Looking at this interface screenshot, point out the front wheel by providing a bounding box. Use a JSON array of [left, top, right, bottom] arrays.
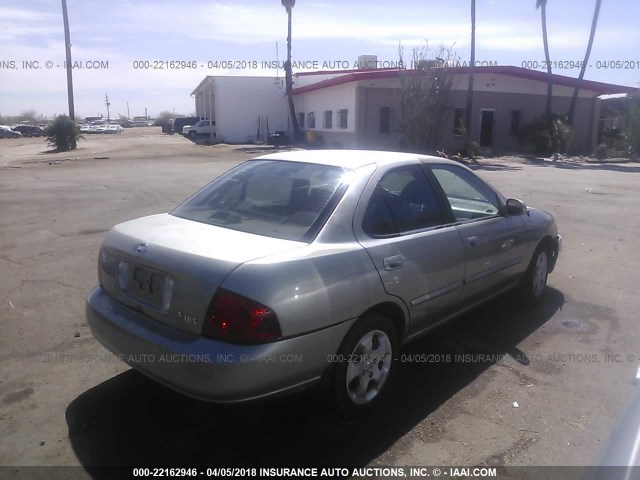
[[519, 247, 549, 305], [332, 313, 398, 417], [188, 130, 197, 139]]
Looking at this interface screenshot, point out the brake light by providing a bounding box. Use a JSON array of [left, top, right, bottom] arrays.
[[203, 289, 281, 344]]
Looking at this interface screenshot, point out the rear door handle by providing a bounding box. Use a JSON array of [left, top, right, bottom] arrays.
[[383, 255, 404, 271], [466, 236, 480, 247]]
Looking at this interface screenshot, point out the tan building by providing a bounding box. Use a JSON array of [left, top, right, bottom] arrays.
[[292, 65, 636, 153]]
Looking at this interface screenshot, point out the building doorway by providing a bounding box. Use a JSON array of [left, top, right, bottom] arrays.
[[480, 109, 495, 147]]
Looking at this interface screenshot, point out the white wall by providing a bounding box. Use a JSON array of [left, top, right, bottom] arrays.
[[294, 73, 350, 88], [294, 83, 357, 133], [295, 71, 600, 100], [213, 76, 288, 143], [450, 73, 598, 98]]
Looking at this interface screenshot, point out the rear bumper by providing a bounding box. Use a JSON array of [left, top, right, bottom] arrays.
[[86, 286, 354, 403]]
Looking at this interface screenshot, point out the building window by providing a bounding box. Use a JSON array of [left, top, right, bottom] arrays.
[[380, 107, 391, 134], [298, 112, 305, 129], [510, 110, 521, 135], [323, 110, 333, 129], [338, 109, 348, 129], [307, 112, 315, 128], [453, 108, 464, 135]]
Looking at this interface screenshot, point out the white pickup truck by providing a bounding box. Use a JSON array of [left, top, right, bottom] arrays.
[[182, 120, 215, 139]]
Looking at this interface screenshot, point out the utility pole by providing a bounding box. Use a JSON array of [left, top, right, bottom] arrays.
[[105, 93, 111, 123], [464, 0, 476, 146], [61, 0, 75, 120], [127, 101, 130, 119]]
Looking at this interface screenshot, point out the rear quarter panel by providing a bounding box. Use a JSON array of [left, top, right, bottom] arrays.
[[220, 244, 401, 338], [219, 162, 408, 339]]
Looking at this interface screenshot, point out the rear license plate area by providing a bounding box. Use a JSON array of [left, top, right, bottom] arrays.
[[126, 264, 165, 307]]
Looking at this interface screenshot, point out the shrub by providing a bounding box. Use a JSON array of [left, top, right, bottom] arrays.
[[601, 127, 630, 157], [518, 114, 572, 156], [45, 115, 81, 151], [594, 143, 609, 160]]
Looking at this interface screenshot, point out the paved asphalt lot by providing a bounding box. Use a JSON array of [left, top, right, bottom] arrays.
[[1, 129, 639, 475]]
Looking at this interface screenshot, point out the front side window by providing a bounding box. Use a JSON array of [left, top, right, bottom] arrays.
[[172, 160, 346, 241], [363, 165, 446, 236], [429, 164, 501, 221]]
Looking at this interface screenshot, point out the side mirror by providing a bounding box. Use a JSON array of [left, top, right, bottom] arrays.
[[506, 198, 526, 216]]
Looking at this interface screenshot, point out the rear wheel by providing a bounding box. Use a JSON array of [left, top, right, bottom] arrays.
[[520, 246, 549, 305], [332, 313, 398, 417]]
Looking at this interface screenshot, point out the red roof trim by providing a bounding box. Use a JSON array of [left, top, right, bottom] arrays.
[[292, 66, 637, 96], [294, 67, 398, 77]]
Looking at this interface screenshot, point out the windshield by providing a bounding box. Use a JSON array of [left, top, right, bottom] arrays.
[[171, 160, 347, 242]]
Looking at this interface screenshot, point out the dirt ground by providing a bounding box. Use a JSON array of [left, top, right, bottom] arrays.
[[1, 128, 639, 476]]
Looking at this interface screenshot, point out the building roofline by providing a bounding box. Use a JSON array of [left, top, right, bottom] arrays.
[[191, 75, 286, 96], [294, 67, 399, 77], [190, 76, 214, 96], [292, 65, 638, 96]]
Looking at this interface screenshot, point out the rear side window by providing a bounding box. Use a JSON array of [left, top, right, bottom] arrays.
[[172, 160, 346, 241], [363, 165, 446, 236]]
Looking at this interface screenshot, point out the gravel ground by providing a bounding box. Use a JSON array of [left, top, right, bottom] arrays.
[[1, 129, 639, 477]]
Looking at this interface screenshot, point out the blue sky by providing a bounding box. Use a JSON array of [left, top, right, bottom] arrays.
[[1, 0, 639, 118]]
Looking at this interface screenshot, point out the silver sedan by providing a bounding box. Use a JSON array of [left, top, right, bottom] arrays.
[[86, 150, 561, 416]]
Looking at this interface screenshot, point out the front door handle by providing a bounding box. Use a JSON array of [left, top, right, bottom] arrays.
[[383, 255, 404, 271], [501, 238, 515, 250]]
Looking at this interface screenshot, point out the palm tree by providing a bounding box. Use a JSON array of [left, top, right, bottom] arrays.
[[464, 0, 476, 152], [281, 0, 301, 141], [536, 0, 553, 117], [61, 0, 75, 120], [567, 0, 602, 125]]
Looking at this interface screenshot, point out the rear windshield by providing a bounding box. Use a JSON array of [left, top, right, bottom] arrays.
[[171, 160, 347, 241]]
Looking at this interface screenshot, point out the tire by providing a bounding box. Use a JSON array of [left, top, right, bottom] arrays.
[[332, 313, 398, 417], [188, 130, 197, 139], [519, 246, 549, 305]]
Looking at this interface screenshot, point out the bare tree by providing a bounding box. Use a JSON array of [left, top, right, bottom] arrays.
[[19, 110, 38, 123], [567, 0, 602, 125], [398, 43, 458, 153], [281, 0, 301, 141]]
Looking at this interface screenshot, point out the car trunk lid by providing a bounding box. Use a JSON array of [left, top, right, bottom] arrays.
[[99, 213, 304, 335]]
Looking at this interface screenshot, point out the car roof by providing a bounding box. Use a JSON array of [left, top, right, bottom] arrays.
[[254, 149, 461, 169]]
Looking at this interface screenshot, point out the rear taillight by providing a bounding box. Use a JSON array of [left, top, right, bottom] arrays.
[[203, 289, 281, 344]]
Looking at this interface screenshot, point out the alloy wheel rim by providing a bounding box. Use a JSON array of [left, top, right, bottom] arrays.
[[345, 329, 392, 405], [533, 252, 548, 297]]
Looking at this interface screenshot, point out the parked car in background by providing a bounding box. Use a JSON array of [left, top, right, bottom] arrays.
[[0, 126, 22, 138], [12, 125, 44, 137], [173, 117, 199, 135], [104, 124, 123, 134], [86, 150, 561, 416], [182, 119, 215, 139]]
